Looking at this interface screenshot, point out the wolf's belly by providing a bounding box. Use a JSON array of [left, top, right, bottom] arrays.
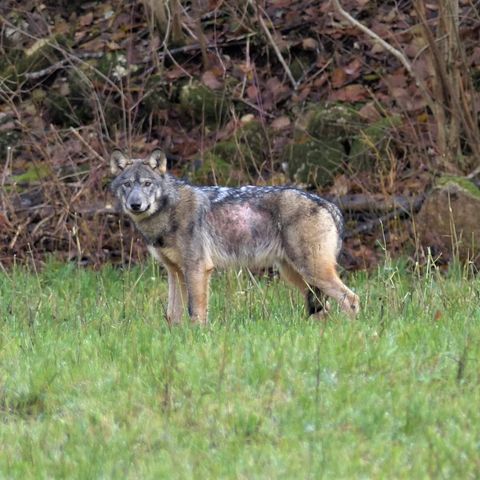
[[208, 239, 284, 268]]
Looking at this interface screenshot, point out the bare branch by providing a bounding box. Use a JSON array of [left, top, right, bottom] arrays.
[[256, 8, 298, 90], [331, 0, 413, 76], [24, 53, 103, 80]]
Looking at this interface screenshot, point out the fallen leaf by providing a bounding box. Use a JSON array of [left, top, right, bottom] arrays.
[[296, 85, 311, 102], [54, 18, 70, 36], [268, 0, 290, 7], [382, 73, 408, 89], [405, 95, 428, 112], [165, 67, 187, 81], [358, 102, 381, 122], [330, 174, 350, 196], [79, 12, 94, 27], [265, 77, 288, 97], [237, 62, 253, 76], [313, 72, 328, 88], [405, 43, 422, 58], [0, 211, 11, 228], [371, 42, 385, 55], [246, 85, 258, 100], [74, 31, 87, 42], [81, 37, 106, 51], [302, 38, 318, 50], [470, 46, 480, 66], [382, 9, 397, 23], [240, 114, 255, 124], [0, 121, 16, 132], [344, 58, 362, 78], [329, 84, 368, 102], [271, 116, 291, 130], [201, 70, 223, 90], [331, 67, 347, 88], [107, 41, 121, 51], [391, 87, 409, 101], [417, 112, 428, 123]]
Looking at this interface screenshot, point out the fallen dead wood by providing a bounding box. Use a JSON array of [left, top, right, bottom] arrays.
[[344, 195, 426, 238], [24, 52, 103, 80], [23, 36, 256, 81], [327, 194, 425, 214]]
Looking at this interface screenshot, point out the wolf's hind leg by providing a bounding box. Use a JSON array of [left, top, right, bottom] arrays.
[[282, 213, 359, 317], [303, 262, 359, 318], [278, 261, 330, 318], [306, 286, 331, 319]]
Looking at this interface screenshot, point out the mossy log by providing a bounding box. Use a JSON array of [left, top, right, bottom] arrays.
[[417, 176, 480, 265]]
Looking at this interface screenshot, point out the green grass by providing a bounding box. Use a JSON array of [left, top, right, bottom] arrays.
[[0, 260, 479, 479]]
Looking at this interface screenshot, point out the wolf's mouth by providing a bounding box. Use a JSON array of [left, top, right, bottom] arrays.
[[127, 204, 150, 214]]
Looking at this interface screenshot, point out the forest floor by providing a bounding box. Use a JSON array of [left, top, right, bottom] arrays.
[[1, 1, 479, 269]]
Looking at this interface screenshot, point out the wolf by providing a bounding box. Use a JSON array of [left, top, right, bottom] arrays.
[[110, 149, 360, 324]]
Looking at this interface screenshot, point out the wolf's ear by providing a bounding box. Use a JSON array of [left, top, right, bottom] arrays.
[[146, 149, 167, 174], [110, 150, 130, 175]]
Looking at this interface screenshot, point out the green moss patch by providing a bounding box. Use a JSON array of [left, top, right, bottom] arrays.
[[284, 104, 401, 187], [437, 176, 480, 200], [179, 80, 231, 126]]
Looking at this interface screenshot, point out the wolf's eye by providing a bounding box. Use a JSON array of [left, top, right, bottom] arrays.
[[124, 181, 132, 188], [144, 181, 152, 187]]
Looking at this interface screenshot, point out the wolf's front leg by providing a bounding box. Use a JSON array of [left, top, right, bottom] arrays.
[[184, 263, 213, 324], [166, 266, 187, 324]]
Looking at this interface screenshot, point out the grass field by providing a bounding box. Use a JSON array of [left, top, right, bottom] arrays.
[[0, 259, 479, 479]]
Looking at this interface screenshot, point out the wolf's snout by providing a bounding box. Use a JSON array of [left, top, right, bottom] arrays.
[[127, 190, 150, 214], [127, 199, 149, 213], [130, 202, 142, 212]]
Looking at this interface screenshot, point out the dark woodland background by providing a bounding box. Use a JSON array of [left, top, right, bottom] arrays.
[[0, 0, 479, 270]]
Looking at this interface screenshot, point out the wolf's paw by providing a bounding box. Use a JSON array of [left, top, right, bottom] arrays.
[[309, 300, 331, 320], [346, 294, 360, 318]]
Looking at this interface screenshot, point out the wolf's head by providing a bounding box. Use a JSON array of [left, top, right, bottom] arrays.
[[110, 149, 174, 220]]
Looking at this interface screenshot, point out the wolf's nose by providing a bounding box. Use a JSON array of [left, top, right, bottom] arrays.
[[130, 202, 142, 211]]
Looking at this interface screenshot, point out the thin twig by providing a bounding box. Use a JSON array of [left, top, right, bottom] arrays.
[[69, 127, 106, 163], [191, 0, 209, 69], [466, 165, 480, 179], [297, 58, 333, 86], [331, 0, 413, 76], [236, 98, 275, 118], [24, 52, 103, 80], [256, 9, 298, 90], [166, 36, 255, 56]]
